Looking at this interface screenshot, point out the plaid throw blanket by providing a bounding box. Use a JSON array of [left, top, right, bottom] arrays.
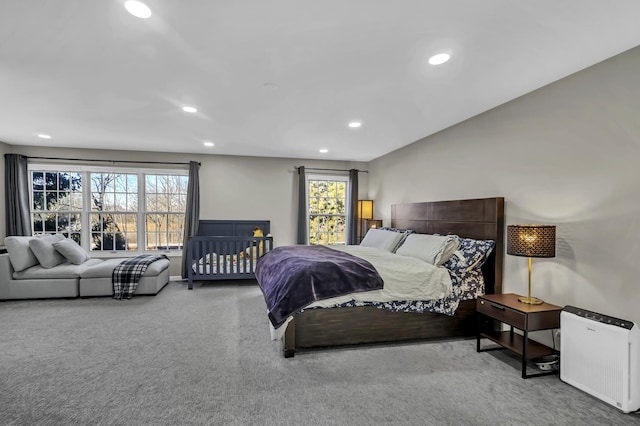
[[112, 254, 168, 300]]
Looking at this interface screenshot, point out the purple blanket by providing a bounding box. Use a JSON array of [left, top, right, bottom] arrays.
[[255, 245, 384, 327]]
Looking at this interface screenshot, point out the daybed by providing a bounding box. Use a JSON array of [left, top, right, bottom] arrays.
[[0, 235, 170, 300], [256, 197, 504, 358], [187, 220, 273, 289]]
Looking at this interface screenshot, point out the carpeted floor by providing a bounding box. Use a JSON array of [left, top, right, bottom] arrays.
[[1, 280, 637, 426]]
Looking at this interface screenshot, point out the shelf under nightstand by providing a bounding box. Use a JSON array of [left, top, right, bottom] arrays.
[[476, 293, 562, 379]]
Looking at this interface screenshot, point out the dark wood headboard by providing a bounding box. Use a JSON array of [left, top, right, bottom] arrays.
[[391, 197, 504, 295]]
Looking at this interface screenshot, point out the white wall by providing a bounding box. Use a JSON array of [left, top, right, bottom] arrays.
[[369, 45, 640, 327]]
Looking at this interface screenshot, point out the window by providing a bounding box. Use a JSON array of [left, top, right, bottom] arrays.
[[32, 171, 83, 243], [145, 174, 188, 250], [307, 175, 348, 245], [90, 172, 138, 251], [29, 166, 188, 253]]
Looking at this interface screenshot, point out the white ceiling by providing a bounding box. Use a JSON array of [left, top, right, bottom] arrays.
[[1, 1, 640, 162]]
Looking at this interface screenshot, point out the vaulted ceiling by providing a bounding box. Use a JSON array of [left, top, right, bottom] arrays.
[[2, 1, 640, 161]]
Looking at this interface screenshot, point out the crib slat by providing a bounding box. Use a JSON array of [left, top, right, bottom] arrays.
[[187, 233, 273, 284]]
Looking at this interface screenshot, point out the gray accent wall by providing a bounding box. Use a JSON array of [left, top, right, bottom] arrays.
[[1, 145, 368, 275], [4, 45, 637, 327], [369, 45, 640, 327]]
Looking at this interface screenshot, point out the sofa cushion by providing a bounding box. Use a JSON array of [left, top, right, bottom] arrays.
[[80, 257, 170, 278], [53, 238, 91, 265], [28, 234, 66, 268], [12, 259, 103, 280], [4, 236, 39, 272]]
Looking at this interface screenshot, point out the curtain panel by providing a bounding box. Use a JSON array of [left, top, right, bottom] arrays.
[[347, 169, 358, 245], [4, 154, 31, 236], [181, 161, 200, 279], [296, 166, 307, 244]]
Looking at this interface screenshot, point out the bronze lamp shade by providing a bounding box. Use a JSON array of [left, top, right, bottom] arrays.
[[507, 224, 556, 304]]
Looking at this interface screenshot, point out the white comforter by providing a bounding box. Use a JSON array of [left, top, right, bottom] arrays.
[[270, 245, 453, 339]]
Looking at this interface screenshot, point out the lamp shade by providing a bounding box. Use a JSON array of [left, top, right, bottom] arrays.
[[507, 225, 556, 258], [358, 200, 374, 220]]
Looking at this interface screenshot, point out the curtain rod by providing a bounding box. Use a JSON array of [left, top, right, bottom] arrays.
[[23, 155, 199, 166], [295, 166, 368, 173]]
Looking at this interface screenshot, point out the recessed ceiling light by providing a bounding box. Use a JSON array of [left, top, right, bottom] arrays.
[[37, 133, 52, 139], [125, 1, 152, 19], [182, 106, 197, 113], [203, 141, 214, 147], [319, 148, 329, 153], [348, 122, 361, 128], [428, 53, 450, 65]]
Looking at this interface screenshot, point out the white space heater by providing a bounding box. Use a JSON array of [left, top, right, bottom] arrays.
[[560, 306, 640, 413]]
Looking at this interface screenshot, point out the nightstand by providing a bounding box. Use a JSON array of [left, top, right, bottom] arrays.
[[476, 293, 562, 379]]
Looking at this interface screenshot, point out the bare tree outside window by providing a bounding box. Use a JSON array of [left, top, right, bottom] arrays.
[[145, 174, 187, 250], [31, 171, 82, 243], [90, 173, 137, 251], [29, 167, 188, 254]]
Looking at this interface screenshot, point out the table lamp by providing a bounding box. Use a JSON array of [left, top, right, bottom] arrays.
[[507, 224, 556, 304], [357, 200, 374, 240]]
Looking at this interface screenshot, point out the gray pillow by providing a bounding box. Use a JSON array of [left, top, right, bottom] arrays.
[[4, 236, 39, 272], [359, 229, 406, 252], [53, 238, 91, 265], [28, 234, 66, 269], [395, 234, 460, 266]]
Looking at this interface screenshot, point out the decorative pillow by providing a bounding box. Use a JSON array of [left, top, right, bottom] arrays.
[[359, 229, 406, 252], [395, 233, 460, 266], [28, 234, 66, 269], [53, 238, 91, 265], [444, 253, 486, 300], [379, 227, 415, 234], [4, 236, 39, 272], [453, 237, 496, 272]]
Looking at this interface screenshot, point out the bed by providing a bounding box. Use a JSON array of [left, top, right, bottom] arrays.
[[187, 220, 274, 289], [257, 197, 504, 357]]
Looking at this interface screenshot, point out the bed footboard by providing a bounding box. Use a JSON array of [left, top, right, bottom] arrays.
[[282, 301, 477, 357]]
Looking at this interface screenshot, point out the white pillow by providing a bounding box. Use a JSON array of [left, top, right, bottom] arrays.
[[53, 238, 91, 265], [359, 229, 405, 252], [4, 236, 39, 272], [28, 234, 66, 269], [395, 234, 460, 266]]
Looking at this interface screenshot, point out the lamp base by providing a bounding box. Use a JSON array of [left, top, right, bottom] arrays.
[[518, 296, 544, 305]]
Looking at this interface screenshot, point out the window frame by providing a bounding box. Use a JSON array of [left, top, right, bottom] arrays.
[[28, 163, 189, 255], [30, 169, 83, 242], [144, 173, 189, 252], [305, 173, 350, 245]]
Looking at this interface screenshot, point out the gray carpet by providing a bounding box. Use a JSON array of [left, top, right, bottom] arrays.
[[1, 280, 637, 426]]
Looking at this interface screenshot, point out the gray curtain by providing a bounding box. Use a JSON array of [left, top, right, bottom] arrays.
[[296, 166, 307, 244], [347, 169, 359, 245], [181, 161, 200, 279], [5, 154, 31, 236]]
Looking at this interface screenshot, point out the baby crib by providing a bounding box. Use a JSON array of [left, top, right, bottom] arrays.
[[187, 220, 273, 289]]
